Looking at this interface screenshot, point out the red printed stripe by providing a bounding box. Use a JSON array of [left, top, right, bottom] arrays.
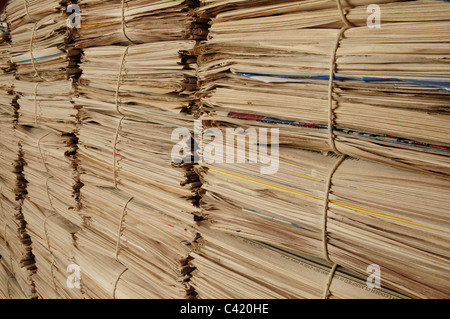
[[228, 112, 265, 121]]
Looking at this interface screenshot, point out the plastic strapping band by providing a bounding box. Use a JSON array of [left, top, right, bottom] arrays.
[[112, 268, 128, 299], [114, 196, 133, 261], [327, 27, 348, 156], [113, 116, 125, 188], [121, 0, 135, 44], [323, 263, 338, 299], [322, 154, 347, 264]]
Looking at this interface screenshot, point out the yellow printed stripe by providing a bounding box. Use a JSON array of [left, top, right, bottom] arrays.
[[206, 165, 322, 201], [330, 201, 430, 228], [293, 172, 321, 181], [358, 187, 383, 194], [84, 204, 106, 215], [81, 21, 115, 28], [202, 164, 436, 230]]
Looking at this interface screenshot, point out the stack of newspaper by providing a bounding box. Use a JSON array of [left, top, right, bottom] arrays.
[[7, 0, 80, 132], [195, 145, 450, 298], [0, 260, 29, 299], [0, 0, 448, 300], [197, 0, 450, 177], [73, 0, 201, 298], [74, 0, 205, 48], [190, 225, 408, 299], [193, 0, 450, 299], [76, 185, 198, 298], [0, 17, 36, 299], [4, 0, 82, 299]]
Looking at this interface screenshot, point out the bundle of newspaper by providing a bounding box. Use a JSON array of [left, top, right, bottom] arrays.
[[17, 126, 82, 226], [74, 242, 171, 299], [78, 112, 200, 221], [0, 30, 21, 208], [3, 0, 83, 299], [7, 0, 80, 133], [0, 135, 36, 299], [196, 0, 450, 178], [0, 260, 29, 299], [15, 127, 81, 299], [4, 0, 69, 31], [195, 143, 450, 298], [75, 186, 199, 298], [0, 18, 11, 71], [74, 0, 206, 48], [0, 22, 36, 299], [74, 4, 203, 297], [76, 40, 200, 223], [190, 225, 408, 299], [75, 42, 201, 297], [19, 198, 84, 298], [76, 40, 197, 124], [14, 126, 83, 298]]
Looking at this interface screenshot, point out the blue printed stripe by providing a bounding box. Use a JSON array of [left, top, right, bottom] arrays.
[[16, 52, 65, 63], [235, 72, 450, 91]]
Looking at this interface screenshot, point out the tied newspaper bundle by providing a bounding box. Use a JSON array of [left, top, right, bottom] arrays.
[[7, 0, 81, 132], [16, 126, 81, 226], [196, 0, 450, 177], [20, 198, 83, 298], [76, 41, 200, 228], [0, 23, 36, 299], [75, 185, 199, 298], [0, 259, 29, 299], [74, 241, 177, 299], [74, 0, 203, 298], [4, 0, 82, 298], [0, 19, 11, 73], [190, 225, 408, 299], [4, 0, 65, 31], [195, 144, 450, 298], [0, 21, 19, 209], [74, 0, 206, 48], [75, 44, 201, 299], [15, 126, 83, 298], [77, 41, 197, 126]]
